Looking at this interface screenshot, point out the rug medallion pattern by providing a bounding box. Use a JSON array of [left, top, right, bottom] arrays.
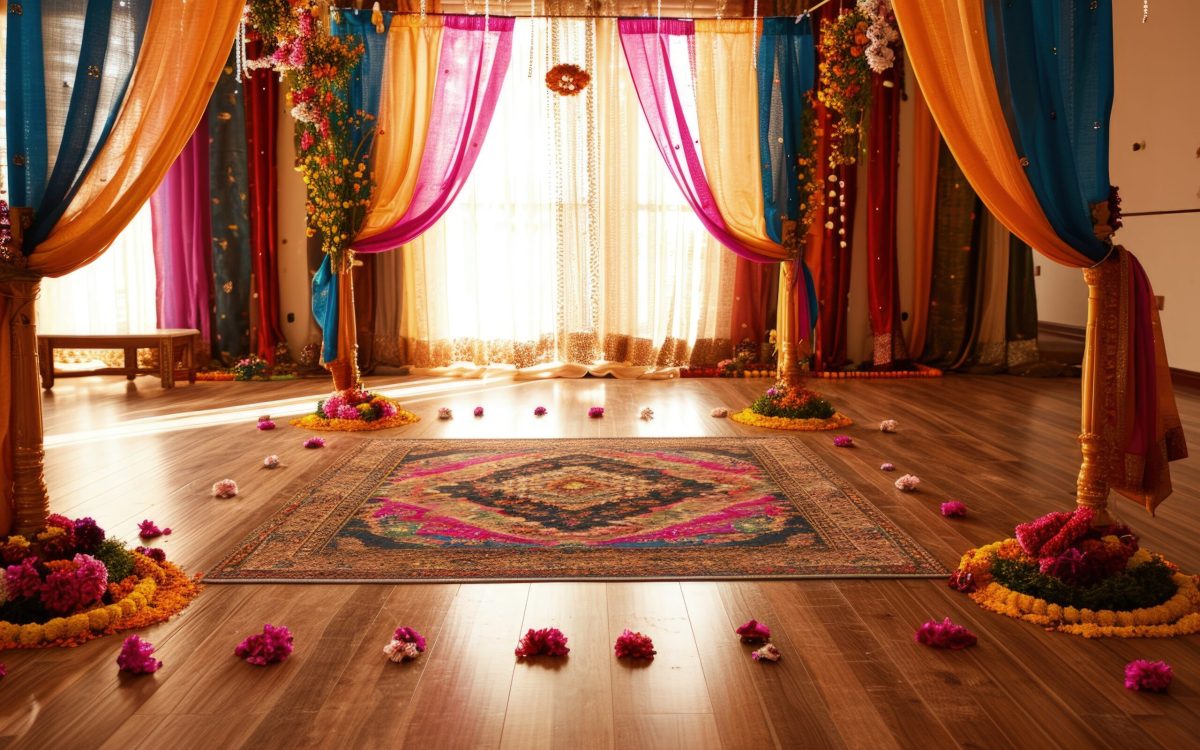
[[208, 438, 946, 581]]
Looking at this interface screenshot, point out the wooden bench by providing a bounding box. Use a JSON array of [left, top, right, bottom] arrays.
[[37, 329, 200, 390]]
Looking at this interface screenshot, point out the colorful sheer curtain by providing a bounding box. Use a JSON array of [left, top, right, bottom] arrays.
[[150, 121, 213, 342], [619, 17, 815, 361], [895, 0, 1185, 511], [1, 0, 244, 532]]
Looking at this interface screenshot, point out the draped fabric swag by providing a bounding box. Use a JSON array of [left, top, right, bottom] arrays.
[[1, 0, 245, 533], [894, 0, 1185, 512]]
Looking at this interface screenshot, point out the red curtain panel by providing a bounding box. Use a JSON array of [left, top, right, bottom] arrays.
[[244, 41, 284, 362]]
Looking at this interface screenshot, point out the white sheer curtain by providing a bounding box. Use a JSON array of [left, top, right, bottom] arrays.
[[38, 202, 156, 335], [374, 18, 735, 377]]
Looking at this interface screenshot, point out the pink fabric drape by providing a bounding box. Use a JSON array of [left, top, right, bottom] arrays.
[[618, 19, 776, 266], [352, 15, 514, 254], [150, 119, 212, 340]]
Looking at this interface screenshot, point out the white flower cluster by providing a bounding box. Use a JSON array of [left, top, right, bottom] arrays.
[[290, 101, 320, 125], [858, 0, 900, 74]]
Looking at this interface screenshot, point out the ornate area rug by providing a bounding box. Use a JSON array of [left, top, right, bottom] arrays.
[[207, 438, 946, 582]]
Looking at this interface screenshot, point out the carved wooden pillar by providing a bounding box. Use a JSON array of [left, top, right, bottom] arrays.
[[1076, 263, 1113, 526], [6, 274, 50, 534]]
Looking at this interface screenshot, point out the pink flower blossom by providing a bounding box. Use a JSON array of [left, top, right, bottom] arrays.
[[474, 406, 484, 417], [392, 626, 426, 652], [833, 435, 854, 448], [1014, 507, 1093, 558], [735, 619, 771, 643], [4, 557, 42, 599], [947, 570, 977, 593], [940, 501, 968, 518], [235, 624, 294, 666], [588, 407, 605, 418], [303, 437, 326, 449], [377, 401, 397, 418], [136, 546, 166, 564], [263, 455, 280, 469], [212, 478, 239, 498], [533, 406, 547, 416], [138, 520, 171, 539], [515, 627, 570, 659], [1124, 659, 1172, 692], [257, 419, 276, 431], [322, 395, 345, 419], [914, 618, 977, 650], [614, 629, 656, 660], [880, 462, 896, 472], [751, 643, 781, 662], [894, 474, 920, 492], [299, 130, 315, 152], [117, 635, 162, 675], [41, 553, 108, 615]]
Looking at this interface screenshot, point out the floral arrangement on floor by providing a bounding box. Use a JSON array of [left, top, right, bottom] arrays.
[[730, 380, 853, 431], [232, 355, 270, 381], [0, 515, 201, 649], [951, 508, 1200, 638], [291, 389, 419, 432]]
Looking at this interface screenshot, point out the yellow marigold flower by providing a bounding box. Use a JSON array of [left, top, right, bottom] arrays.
[[89, 607, 110, 630], [43, 617, 68, 641], [19, 623, 44, 646], [67, 613, 90, 637], [0, 621, 20, 643]]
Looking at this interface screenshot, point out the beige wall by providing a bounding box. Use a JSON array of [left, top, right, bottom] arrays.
[[1034, 0, 1200, 370], [275, 86, 323, 359]]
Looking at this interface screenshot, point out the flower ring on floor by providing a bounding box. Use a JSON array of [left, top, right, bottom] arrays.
[[291, 391, 420, 433], [117, 634, 162, 674], [894, 474, 920, 492], [730, 408, 854, 432], [614, 629, 656, 660], [212, 479, 239, 499], [751, 643, 782, 662], [1124, 660, 1172, 692]]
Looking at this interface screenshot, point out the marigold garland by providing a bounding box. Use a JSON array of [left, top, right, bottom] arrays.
[[817, 9, 873, 167], [0, 554, 201, 649], [954, 537, 1200, 638], [731, 409, 853, 432]]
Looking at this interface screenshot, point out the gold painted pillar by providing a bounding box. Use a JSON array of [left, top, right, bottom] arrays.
[[1076, 263, 1113, 526], [5, 274, 50, 534]]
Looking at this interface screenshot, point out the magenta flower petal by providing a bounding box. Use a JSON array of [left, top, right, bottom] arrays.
[[614, 629, 656, 660], [735, 619, 771, 643], [117, 635, 162, 674], [515, 627, 569, 658], [914, 618, 977, 650], [235, 624, 294, 666], [832, 435, 854, 448], [1124, 659, 1172, 692], [303, 436, 326, 449], [940, 501, 968, 518]]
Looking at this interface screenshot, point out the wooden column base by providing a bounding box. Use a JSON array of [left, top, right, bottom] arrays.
[[5, 275, 49, 535]]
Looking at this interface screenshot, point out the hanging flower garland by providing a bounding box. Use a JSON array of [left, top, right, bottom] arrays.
[[817, 9, 872, 167], [858, 0, 900, 74], [243, 0, 372, 267], [545, 63, 591, 96]]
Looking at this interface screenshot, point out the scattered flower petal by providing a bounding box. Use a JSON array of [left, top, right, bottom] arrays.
[[710, 407, 729, 418], [1124, 659, 1172, 692], [588, 406, 605, 418], [235, 624, 294, 666], [735, 619, 771, 643], [894, 474, 921, 492], [256, 419, 276, 431], [879, 419, 898, 433], [915, 618, 977, 650], [473, 406, 484, 417], [117, 635, 162, 674], [880, 462, 896, 472], [384, 639, 422, 662], [0, 663, 6, 678], [263, 455, 281, 469], [392, 626, 426, 652], [534, 406, 548, 416], [614, 629, 656, 660], [138, 520, 168, 539], [438, 407, 453, 420], [941, 501, 968, 518], [751, 643, 782, 662], [833, 435, 854, 448], [303, 436, 325, 449], [515, 627, 570, 659], [212, 479, 239, 499], [640, 407, 654, 421]]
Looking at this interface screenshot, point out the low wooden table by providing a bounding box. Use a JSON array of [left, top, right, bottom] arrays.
[[37, 329, 200, 390]]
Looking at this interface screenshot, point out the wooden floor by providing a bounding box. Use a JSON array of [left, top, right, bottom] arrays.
[[3, 372, 1199, 749]]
